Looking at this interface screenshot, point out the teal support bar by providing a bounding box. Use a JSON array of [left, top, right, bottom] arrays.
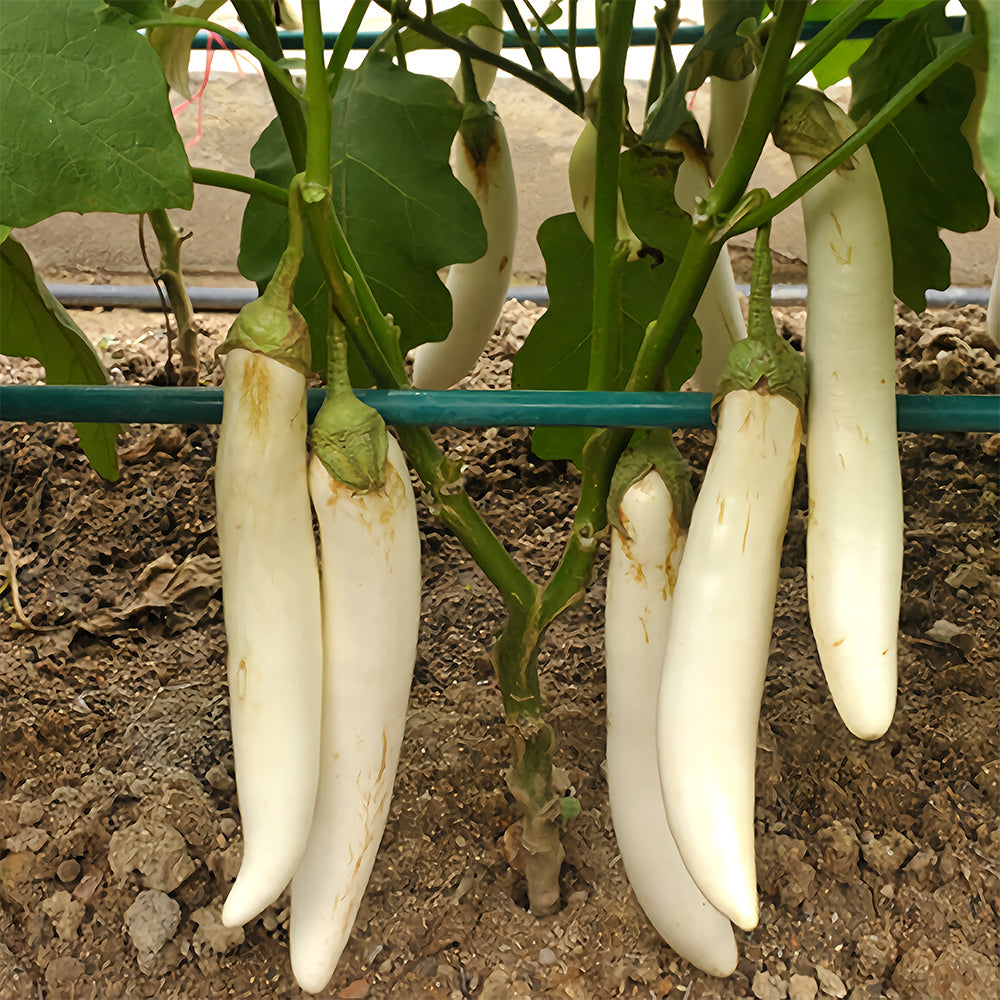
[[1, 386, 997, 433]]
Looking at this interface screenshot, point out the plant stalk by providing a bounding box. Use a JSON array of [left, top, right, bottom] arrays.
[[589, 1, 635, 391], [147, 209, 199, 385], [301, 0, 332, 196]]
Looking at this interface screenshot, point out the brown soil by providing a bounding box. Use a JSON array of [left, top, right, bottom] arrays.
[[1, 300, 998, 1000]]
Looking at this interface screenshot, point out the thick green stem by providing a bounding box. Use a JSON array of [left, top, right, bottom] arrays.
[[589, 1, 635, 391], [733, 32, 979, 237], [232, 0, 308, 171], [147, 209, 199, 385], [301, 0, 332, 198]]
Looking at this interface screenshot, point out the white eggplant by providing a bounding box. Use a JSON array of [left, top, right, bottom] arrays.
[[215, 347, 323, 928], [606, 469, 738, 977], [657, 389, 803, 932], [289, 435, 421, 995], [411, 114, 517, 389], [788, 98, 903, 741], [568, 119, 642, 259]]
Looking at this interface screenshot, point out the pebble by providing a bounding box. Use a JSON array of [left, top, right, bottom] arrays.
[[752, 970, 788, 999], [789, 974, 818, 1000], [18, 801, 45, 826], [56, 858, 81, 883], [44, 956, 85, 986], [124, 888, 181, 957], [816, 964, 848, 998]]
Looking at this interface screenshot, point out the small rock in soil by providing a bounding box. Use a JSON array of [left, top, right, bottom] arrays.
[[108, 819, 198, 891], [124, 888, 181, 974], [752, 969, 788, 999], [815, 964, 847, 998], [41, 888, 86, 940], [788, 974, 818, 1000]]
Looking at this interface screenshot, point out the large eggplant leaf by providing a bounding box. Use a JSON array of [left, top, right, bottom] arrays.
[[850, 1, 990, 311], [512, 147, 699, 466], [1, 237, 120, 482], [642, 1, 762, 145], [239, 53, 485, 379], [0, 0, 192, 230]]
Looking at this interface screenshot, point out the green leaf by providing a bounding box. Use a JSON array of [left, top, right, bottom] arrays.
[[511, 203, 699, 466], [145, 1, 227, 99], [0, 237, 120, 482], [642, 1, 762, 144], [850, 1, 990, 311], [0, 0, 193, 229], [239, 53, 485, 379], [979, 1, 1000, 203]]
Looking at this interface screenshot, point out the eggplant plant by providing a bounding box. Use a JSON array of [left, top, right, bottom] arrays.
[[1, 0, 996, 991]]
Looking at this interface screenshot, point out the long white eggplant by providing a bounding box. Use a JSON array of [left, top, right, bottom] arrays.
[[215, 347, 323, 928], [787, 97, 903, 741], [410, 0, 513, 390], [657, 389, 802, 932], [289, 435, 422, 995], [411, 114, 517, 389], [606, 467, 738, 977]]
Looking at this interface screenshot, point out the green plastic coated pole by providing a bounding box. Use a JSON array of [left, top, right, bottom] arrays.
[[1, 385, 996, 432]]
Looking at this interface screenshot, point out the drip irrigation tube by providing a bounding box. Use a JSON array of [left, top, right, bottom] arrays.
[[44, 283, 993, 311], [2, 385, 997, 434]]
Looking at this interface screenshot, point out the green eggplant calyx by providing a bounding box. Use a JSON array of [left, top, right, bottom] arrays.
[[607, 427, 695, 536], [310, 389, 389, 493], [711, 334, 807, 420], [216, 246, 312, 376]]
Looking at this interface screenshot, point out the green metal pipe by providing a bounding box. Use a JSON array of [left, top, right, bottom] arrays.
[[1, 386, 996, 433]]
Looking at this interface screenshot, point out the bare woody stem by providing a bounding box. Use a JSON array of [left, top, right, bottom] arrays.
[[147, 209, 199, 386]]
